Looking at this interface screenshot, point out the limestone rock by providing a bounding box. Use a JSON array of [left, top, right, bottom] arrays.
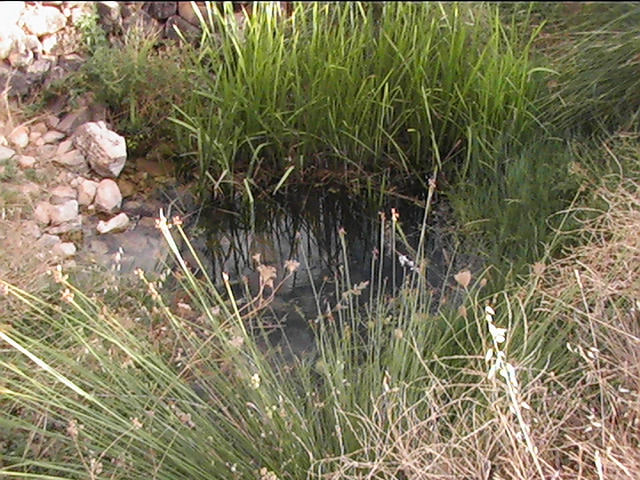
[[94, 179, 122, 213], [17, 155, 36, 169], [48, 199, 78, 225], [56, 139, 74, 156], [33, 201, 51, 226], [20, 220, 42, 238], [0, 25, 25, 61], [35, 233, 61, 250], [77, 178, 99, 206], [0, 146, 16, 161], [53, 149, 89, 174], [8, 126, 29, 149], [0, 2, 25, 29], [72, 121, 127, 178], [20, 5, 67, 36], [50, 185, 77, 205], [52, 241, 77, 258], [42, 130, 66, 144], [47, 216, 82, 234], [97, 212, 130, 234], [56, 107, 91, 135]]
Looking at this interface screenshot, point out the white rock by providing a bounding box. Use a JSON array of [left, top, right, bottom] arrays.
[[0, 2, 25, 29], [18, 155, 36, 169], [52, 242, 77, 258], [42, 130, 66, 144], [20, 5, 68, 36], [97, 212, 130, 234], [48, 199, 78, 225], [0, 25, 25, 61], [0, 146, 16, 161], [8, 126, 29, 149], [94, 178, 122, 213], [72, 122, 127, 178], [77, 178, 99, 206], [50, 185, 77, 205]]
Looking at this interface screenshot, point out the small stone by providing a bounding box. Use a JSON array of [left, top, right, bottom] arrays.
[[20, 181, 40, 198], [77, 178, 99, 206], [97, 212, 130, 234], [47, 216, 82, 235], [50, 185, 77, 205], [35, 233, 61, 250], [37, 144, 58, 160], [8, 49, 34, 69], [56, 107, 91, 135], [52, 242, 77, 258], [33, 201, 51, 226], [118, 178, 136, 198], [48, 199, 78, 225], [56, 138, 73, 156], [45, 114, 60, 130], [0, 146, 16, 161], [20, 220, 42, 238], [29, 131, 42, 143], [18, 155, 37, 169], [31, 122, 48, 136], [42, 130, 66, 144], [94, 179, 122, 213], [53, 149, 89, 174], [8, 126, 30, 149]]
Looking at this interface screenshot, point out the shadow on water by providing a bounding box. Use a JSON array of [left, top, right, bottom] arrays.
[[193, 185, 468, 365]]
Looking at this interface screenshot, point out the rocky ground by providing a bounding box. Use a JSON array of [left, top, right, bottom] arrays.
[[0, 98, 202, 291]]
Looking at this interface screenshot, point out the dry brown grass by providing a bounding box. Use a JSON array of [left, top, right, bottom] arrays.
[[313, 178, 640, 480]]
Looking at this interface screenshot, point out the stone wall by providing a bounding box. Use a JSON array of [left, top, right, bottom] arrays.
[[0, 1, 266, 98]]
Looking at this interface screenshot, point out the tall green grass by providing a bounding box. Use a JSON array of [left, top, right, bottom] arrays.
[[1, 195, 580, 479], [172, 2, 550, 194], [531, 2, 640, 134]]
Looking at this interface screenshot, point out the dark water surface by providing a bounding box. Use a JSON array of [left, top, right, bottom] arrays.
[[193, 186, 462, 363]]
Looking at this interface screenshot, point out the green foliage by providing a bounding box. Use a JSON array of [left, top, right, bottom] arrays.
[[174, 2, 549, 194], [534, 3, 640, 134]]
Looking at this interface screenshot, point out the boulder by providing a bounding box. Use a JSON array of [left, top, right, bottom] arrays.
[[72, 122, 127, 178], [94, 178, 122, 213], [97, 212, 130, 234], [77, 178, 99, 206], [20, 5, 67, 36], [144, 2, 178, 20], [48, 199, 78, 225]]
